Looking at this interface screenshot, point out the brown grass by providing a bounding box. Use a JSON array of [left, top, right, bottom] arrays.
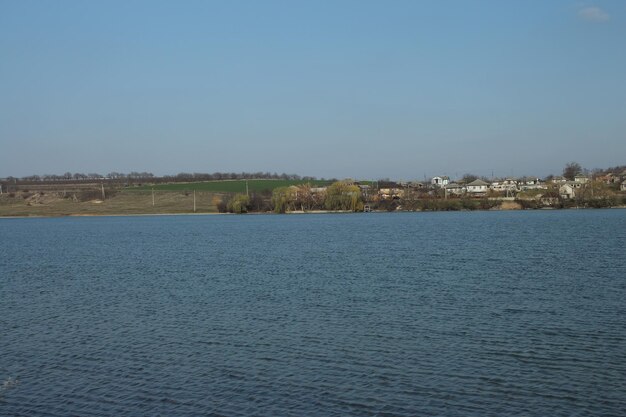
[[0, 190, 221, 217], [498, 201, 523, 210]]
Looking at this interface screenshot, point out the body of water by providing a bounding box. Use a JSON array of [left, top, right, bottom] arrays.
[[1, 210, 625, 416]]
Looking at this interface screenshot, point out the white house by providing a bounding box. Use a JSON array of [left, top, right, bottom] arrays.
[[574, 175, 589, 184], [560, 184, 576, 199], [621, 180, 626, 192], [491, 178, 518, 192], [444, 183, 465, 195], [519, 177, 546, 190], [431, 176, 450, 187], [560, 181, 585, 199], [466, 179, 490, 194]]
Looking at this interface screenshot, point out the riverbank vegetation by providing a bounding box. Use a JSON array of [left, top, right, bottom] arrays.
[[1, 185, 625, 217], [2, 163, 625, 216]]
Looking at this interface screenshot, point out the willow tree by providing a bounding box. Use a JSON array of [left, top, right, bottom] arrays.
[[271, 186, 297, 213], [324, 181, 364, 211]]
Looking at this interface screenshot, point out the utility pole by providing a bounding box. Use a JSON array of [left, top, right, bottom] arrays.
[[245, 179, 249, 197], [101, 184, 106, 200], [193, 190, 196, 213], [152, 188, 155, 207], [591, 173, 594, 198]]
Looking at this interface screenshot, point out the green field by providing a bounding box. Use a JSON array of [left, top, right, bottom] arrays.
[[131, 179, 334, 193]]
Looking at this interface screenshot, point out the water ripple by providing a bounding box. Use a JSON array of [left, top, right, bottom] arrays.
[[1, 210, 625, 416]]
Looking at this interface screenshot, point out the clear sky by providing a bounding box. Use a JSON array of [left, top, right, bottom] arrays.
[[1, 1, 624, 180]]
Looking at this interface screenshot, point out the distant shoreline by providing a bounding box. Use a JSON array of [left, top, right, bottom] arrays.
[[2, 206, 625, 219]]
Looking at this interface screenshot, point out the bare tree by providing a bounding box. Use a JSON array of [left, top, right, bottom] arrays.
[[563, 162, 582, 180]]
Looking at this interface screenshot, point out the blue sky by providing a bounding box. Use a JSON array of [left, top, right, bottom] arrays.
[[1, 0, 624, 179]]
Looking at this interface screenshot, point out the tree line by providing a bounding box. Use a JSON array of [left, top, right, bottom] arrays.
[[5, 161, 626, 187], [218, 181, 365, 214], [8, 171, 323, 184]]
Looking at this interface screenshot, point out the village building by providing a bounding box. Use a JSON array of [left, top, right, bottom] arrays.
[[519, 177, 546, 190], [431, 176, 450, 187], [574, 175, 589, 184], [491, 178, 518, 192], [466, 179, 490, 195], [503, 178, 518, 187], [621, 180, 626, 192], [559, 183, 576, 199], [444, 183, 465, 195], [407, 181, 425, 189], [378, 188, 404, 200], [599, 173, 620, 184], [559, 181, 586, 199]]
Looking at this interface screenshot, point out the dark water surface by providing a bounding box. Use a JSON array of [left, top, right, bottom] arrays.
[[1, 210, 625, 416]]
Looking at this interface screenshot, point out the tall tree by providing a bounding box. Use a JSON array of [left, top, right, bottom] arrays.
[[563, 162, 582, 180], [325, 181, 364, 211]]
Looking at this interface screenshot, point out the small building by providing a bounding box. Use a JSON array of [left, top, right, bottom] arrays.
[[466, 179, 490, 195], [444, 183, 465, 195], [560, 184, 576, 199], [574, 175, 589, 184], [519, 177, 546, 191], [491, 178, 518, 192], [599, 173, 619, 184], [621, 180, 626, 192], [431, 176, 450, 187], [379, 188, 404, 200], [560, 181, 586, 199]]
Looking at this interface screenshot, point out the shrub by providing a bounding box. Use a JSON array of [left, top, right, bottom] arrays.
[[377, 199, 400, 211], [226, 194, 250, 214], [216, 199, 228, 213], [460, 199, 478, 210], [517, 199, 541, 209], [478, 198, 498, 210], [587, 198, 613, 208]]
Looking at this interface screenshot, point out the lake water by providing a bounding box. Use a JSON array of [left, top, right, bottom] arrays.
[[1, 210, 625, 416]]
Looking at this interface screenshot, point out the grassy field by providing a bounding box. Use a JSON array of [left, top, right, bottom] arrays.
[[0, 190, 222, 217], [131, 179, 333, 193], [0, 180, 379, 217]]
